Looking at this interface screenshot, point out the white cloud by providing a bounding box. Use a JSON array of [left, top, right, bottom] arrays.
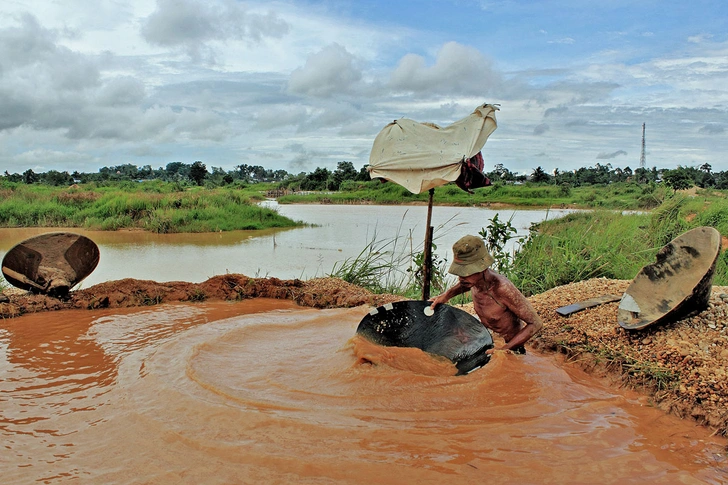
[[699, 124, 725, 134], [688, 33, 713, 44], [253, 105, 310, 131], [548, 37, 575, 45], [288, 43, 362, 97], [141, 0, 290, 51], [389, 41, 502, 96]]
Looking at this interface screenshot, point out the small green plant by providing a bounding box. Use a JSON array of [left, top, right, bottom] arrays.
[[478, 213, 519, 273], [187, 289, 208, 302], [407, 243, 449, 296], [135, 290, 164, 306]]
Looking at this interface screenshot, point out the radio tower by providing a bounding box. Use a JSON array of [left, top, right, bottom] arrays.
[[639, 123, 646, 169]]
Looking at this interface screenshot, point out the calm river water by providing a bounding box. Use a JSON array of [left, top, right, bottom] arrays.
[[0, 202, 575, 287]]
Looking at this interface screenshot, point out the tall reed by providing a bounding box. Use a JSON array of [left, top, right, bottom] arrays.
[[328, 212, 464, 297]]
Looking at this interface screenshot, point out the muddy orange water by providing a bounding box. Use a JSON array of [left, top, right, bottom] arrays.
[[2, 300, 726, 484]]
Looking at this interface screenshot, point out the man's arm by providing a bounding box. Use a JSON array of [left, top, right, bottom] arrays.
[[492, 280, 543, 351], [428, 281, 469, 309]]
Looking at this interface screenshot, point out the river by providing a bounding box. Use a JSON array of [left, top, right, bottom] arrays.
[[0, 202, 574, 287]]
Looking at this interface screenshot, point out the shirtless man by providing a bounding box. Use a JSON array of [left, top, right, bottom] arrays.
[[429, 235, 543, 354]]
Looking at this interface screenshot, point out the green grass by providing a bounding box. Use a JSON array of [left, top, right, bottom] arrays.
[[324, 190, 727, 298], [0, 181, 300, 233], [277, 179, 687, 210], [506, 196, 728, 295]]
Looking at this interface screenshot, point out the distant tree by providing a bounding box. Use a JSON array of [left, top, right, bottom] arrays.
[[4, 171, 22, 183], [42, 170, 73, 186], [662, 167, 694, 193], [699, 172, 715, 188], [272, 169, 289, 181], [139, 165, 154, 179], [553, 169, 576, 185], [208, 166, 227, 186], [611, 167, 626, 182], [488, 163, 514, 182], [531, 166, 551, 183], [250, 165, 268, 182], [166, 162, 189, 180], [110, 163, 139, 180], [356, 166, 371, 181], [329, 161, 358, 190], [301, 167, 330, 191], [23, 169, 38, 184], [235, 164, 253, 182], [714, 171, 728, 190], [189, 161, 208, 186], [634, 167, 656, 184]]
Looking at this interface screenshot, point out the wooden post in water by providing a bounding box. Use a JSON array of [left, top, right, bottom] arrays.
[[422, 188, 435, 301]]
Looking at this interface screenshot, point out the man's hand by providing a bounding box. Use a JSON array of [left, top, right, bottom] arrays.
[[428, 293, 449, 311]]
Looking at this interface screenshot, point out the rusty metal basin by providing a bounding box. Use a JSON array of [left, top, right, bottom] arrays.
[[2, 232, 100, 297], [618, 226, 722, 330]]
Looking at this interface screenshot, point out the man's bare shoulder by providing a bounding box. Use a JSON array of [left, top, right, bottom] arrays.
[[487, 271, 516, 289], [488, 272, 526, 300]]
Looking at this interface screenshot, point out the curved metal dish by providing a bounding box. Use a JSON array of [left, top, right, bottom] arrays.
[[618, 226, 721, 330], [356, 300, 494, 375], [2, 232, 100, 297]]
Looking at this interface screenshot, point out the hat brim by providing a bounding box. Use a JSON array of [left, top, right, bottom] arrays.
[[448, 253, 495, 277]]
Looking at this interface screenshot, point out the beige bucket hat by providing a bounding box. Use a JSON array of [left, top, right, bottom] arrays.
[[448, 235, 495, 277]]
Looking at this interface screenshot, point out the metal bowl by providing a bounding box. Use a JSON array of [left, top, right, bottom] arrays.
[[2, 232, 100, 297]]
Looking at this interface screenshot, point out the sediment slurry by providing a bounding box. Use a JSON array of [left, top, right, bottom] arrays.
[[2, 275, 727, 438]]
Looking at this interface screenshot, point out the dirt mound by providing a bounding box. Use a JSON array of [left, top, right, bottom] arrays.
[[0, 274, 401, 318]]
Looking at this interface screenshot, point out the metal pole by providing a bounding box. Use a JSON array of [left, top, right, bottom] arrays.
[[422, 188, 435, 300]]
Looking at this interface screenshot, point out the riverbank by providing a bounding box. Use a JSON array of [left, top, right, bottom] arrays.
[[2, 274, 727, 439], [0, 183, 301, 232], [275, 179, 677, 210]]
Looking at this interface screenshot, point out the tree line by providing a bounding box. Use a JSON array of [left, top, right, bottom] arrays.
[[3, 160, 727, 192], [493, 162, 727, 191]]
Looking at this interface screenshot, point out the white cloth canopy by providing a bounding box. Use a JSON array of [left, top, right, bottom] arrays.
[[367, 104, 499, 194]]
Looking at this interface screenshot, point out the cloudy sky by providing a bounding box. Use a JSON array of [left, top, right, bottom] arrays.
[[1, 0, 726, 177]]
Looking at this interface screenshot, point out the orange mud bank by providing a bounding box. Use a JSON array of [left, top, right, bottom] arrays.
[[0, 274, 401, 316], [2, 274, 728, 440]]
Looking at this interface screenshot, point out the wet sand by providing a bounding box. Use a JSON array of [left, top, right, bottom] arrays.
[[2, 297, 727, 483]]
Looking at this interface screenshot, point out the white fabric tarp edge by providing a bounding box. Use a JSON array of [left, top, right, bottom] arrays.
[[367, 104, 499, 194]]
